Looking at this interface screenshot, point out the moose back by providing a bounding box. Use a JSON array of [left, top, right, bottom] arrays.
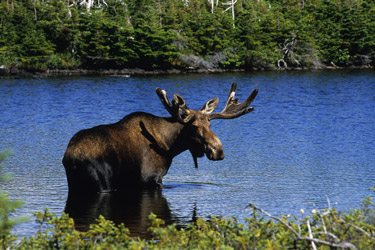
[[62, 83, 258, 193]]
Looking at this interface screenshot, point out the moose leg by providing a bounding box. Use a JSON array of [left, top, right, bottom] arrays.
[[140, 174, 163, 189], [64, 160, 114, 194]]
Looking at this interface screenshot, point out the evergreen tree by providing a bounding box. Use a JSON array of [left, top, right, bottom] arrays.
[[1, 0, 375, 70]]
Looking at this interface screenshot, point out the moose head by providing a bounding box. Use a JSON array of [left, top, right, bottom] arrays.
[[63, 83, 258, 193], [156, 83, 258, 168]]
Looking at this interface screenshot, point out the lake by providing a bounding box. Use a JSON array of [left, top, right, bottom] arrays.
[[0, 70, 374, 238]]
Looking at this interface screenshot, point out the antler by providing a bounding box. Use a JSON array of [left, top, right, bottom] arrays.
[[208, 83, 258, 120], [156, 88, 195, 124]]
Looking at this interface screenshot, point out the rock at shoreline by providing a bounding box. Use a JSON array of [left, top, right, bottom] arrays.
[[0, 65, 373, 78]]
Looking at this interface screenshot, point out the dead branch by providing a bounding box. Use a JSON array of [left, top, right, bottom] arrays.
[[222, 0, 237, 28], [306, 219, 317, 250], [339, 219, 373, 239], [248, 203, 358, 250], [276, 32, 300, 69]]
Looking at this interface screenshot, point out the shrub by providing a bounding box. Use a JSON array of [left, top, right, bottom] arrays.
[[7, 197, 375, 249], [0, 151, 26, 249]]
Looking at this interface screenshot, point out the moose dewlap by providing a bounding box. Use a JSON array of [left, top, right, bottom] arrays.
[[62, 83, 258, 193]]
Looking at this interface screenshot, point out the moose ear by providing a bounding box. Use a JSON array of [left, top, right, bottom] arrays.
[[200, 98, 219, 114]]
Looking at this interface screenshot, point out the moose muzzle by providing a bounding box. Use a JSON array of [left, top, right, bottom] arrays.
[[205, 137, 224, 161]]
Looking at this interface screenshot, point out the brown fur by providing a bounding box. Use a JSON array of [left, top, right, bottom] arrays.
[[62, 112, 214, 193]]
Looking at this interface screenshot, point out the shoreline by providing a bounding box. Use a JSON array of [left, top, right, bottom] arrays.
[[0, 65, 373, 78]]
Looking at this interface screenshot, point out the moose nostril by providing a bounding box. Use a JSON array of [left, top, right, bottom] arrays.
[[217, 149, 224, 160]]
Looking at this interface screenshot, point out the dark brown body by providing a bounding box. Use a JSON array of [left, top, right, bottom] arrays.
[[63, 112, 193, 192], [63, 84, 258, 193]]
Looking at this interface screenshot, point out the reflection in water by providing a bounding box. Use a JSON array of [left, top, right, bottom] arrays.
[[65, 189, 178, 238]]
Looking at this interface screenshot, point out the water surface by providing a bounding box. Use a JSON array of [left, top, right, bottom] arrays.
[[0, 70, 374, 237]]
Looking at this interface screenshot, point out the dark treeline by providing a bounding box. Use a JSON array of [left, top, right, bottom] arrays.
[[1, 0, 375, 72]]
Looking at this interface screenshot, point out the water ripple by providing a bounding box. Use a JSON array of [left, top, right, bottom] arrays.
[[1, 71, 375, 237]]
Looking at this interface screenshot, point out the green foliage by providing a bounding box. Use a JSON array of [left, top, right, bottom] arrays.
[[19, 209, 132, 249], [3, 198, 375, 249], [0, 151, 26, 249], [310, 0, 375, 66], [1, 0, 375, 70]]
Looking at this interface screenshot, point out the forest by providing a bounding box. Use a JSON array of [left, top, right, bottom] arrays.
[[1, 0, 375, 73]]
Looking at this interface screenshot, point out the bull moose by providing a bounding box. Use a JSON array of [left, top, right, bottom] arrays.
[[62, 83, 258, 193]]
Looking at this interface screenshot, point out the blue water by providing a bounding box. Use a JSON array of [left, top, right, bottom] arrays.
[[0, 70, 375, 237]]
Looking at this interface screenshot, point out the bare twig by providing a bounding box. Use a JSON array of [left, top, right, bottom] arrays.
[[222, 0, 237, 28], [248, 203, 358, 250], [324, 195, 332, 215], [313, 231, 339, 240], [339, 219, 373, 239], [306, 219, 317, 250]]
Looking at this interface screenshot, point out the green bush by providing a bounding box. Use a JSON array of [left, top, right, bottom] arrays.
[[19, 209, 133, 249], [0, 151, 26, 249], [1, 195, 373, 249]]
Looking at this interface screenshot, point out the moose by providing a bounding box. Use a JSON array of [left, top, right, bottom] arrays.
[[62, 83, 258, 193]]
